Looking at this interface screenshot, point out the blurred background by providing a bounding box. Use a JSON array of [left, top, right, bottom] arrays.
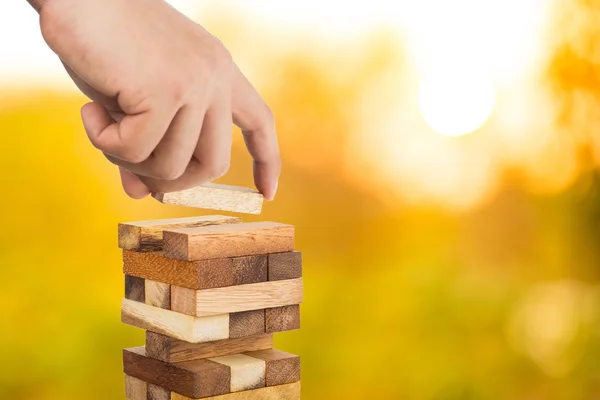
[[1, 0, 600, 399]]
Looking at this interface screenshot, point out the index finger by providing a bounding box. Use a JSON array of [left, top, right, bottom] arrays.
[[231, 64, 281, 201]]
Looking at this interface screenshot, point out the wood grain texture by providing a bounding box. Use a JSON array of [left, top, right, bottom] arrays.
[[119, 215, 242, 252], [209, 354, 265, 392], [123, 347, 230, 399], [244, 349, 300, 387], [125, 275, 145, 303], [121, 298, 229, 343], [123, 251, 268, 290], [145, 280, 171, 309], [163, 222, 294, 261], [153, 183, 264, 215], [171, 382, 300, 400], [148, 384, 171, 400], [265, 305, 300, 333], [125, 375, 147, 400], [171, 279, 304, 317], [146, 332, 273, 363], [229, 310, 265, 339], [268, 252, 302, 281]]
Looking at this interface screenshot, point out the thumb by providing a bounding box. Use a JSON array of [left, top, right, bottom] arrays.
[[119, 167, 151, 199]]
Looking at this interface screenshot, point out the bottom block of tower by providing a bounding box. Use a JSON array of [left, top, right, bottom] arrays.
[[124, 347, 300, 399], [172, 381, 301, 400]]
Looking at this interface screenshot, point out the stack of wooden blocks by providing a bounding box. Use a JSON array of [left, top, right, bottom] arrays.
[[119, 215, 303, 399]]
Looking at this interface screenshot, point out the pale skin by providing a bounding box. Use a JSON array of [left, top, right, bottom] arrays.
[[26, 0, 281, 200]]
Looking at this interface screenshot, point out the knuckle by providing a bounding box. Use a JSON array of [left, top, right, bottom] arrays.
[[153, 161, 187, 181], [119, 146, 152, 164], [204, 159, 231, 181]]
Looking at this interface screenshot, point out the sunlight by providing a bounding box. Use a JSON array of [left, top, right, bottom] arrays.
[[418, 66, 496, 137]]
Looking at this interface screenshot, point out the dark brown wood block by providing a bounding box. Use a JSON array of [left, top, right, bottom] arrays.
[[146, 331, 274, 363], [243, 349, 300, 387], [148, 383, 171, 400], [267, 252, 302, 281], [232, 255, 268, 285], [123, 347, 230, 398], [265, 305, 300, 333], [125, 275, 145, 303], [229, 310, 265, 339], [123, 251, 235, 290]]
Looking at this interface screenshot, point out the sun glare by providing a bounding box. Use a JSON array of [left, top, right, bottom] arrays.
[[418, 67, 496, 137]]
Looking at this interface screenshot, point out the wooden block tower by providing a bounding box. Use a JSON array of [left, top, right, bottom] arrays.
[[118, 187, 303, 399]]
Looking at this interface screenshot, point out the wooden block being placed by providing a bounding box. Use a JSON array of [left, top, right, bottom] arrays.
[[265, 305, 300, 333], [119, 215, 241, 252], [153, 183, 264, 215], [145, 280, 171, 309], [209, 354, 265, 392], [123, 251, 268, 290], [229, 310, 265, 339], [121, 298, 229, 343], [171, 279, 304, 316], [244, 349, 300, 387], [125, 275, 145, 303], [148, 384, 171, 400], [171, 381, 300, 400], [268, 252, 302, 281], [146, 332, 273, 363], [125, 375, 147, 400], [163, 222, 294, 261], [123, 347, 230, 399]]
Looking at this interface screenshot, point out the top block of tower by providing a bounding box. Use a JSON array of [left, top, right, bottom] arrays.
[[153, 183, 264, 215], [163, 222, 295, 261]]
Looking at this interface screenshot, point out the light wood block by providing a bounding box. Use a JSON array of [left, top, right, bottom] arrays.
[[265, 305, 300, 333], [123, 347, 230, 399], [209, 354, 266, 392], [153, 183, 264, 215], [121, 298, 229, 343], [229, 310, 265, 339], [148, 384, 171, 400], [146, 332, 273, 363], [123, 251, 268, 290], [171, 279, 304, 316], [125, 375, 147, 400], [268, 252, 302, 281], [163, 222, 294, 261], [171, 382, 300, 400], [125, 275, 145, 303], [118, 215, 241, 252], [145, 280, 171, 309], [244, 349, 300, 387]]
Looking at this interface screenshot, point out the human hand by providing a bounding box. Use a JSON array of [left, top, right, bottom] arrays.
[[35, 0, 281, 199]]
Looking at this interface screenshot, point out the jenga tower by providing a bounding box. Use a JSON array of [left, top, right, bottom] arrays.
[[118, 215, 303, 399]]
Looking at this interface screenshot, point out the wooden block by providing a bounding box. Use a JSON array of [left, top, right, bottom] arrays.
[[244, 349, 300, 387], [123, 252, 268, 290], [171, 381, 300, 400], [125, 375, 147, 400], [145, 280, 171, 309], [125, 275, 145, 303], [232, 255, 268, 285], [268, 252, 302, 281], [148, 384, 171, 400], [209, 354, 266, 392], [171, 279, 304, 316], [229, 310, 265, 339], [119, 215, 242, 252], [265, 305, 300, 333], [146, 332, 273, 363], [153, 183, 264, 215], [123, 347, 230, 399], [121, 298, 229, 343], [163, 222, 294, 261]]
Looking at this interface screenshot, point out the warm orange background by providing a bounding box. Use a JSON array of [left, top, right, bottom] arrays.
[[1, 1, 600, 399]]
